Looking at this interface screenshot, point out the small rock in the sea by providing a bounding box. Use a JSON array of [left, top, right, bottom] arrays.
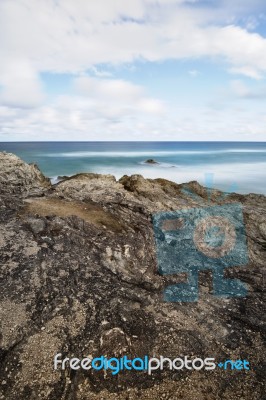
[[144, 158, 159, 164]]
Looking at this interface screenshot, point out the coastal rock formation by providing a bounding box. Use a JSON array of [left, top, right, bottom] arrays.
[[0, 152, 51, 197], [144, 159, 159, 164], [0, 152, 265, 400]]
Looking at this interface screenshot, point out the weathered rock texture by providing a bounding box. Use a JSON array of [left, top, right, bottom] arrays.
[[0, 152, 265, 400]]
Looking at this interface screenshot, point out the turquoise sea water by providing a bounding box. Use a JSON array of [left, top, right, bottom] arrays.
[[1, 142, 266, 195]]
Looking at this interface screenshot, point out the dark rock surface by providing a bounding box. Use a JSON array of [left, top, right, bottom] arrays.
[[144, 159, 159, 164], [0, 152, 265, 399]]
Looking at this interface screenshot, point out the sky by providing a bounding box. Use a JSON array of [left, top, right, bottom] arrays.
[[0, 0, 266, 141]]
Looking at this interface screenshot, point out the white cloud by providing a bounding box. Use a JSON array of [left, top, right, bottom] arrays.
[[73, 76, 165, 115], [230, 80, 250, 97], [230, 80, 266, 99], [245, 16, 259, 31], [74, 77, 144, 102], [228, 66, 263, 80], [138, 98, 165, 113], [0, 76, 165, 140], [1, 0, 266, 78], [0, 59, 45, 108], [1, 95, 265, 142], [209, 25, 266, 78], [188, 70, 200, 77], [0, 0, 266, 141], [89, 67, 113, 78]]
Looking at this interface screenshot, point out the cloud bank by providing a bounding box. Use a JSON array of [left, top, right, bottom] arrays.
[[0, 0, 265, 140]]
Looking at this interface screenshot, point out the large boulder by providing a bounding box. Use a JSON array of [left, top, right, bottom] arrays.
[[0, 152, 51, 197]]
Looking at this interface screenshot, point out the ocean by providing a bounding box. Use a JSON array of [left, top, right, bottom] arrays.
[[1, 141, 266, 195]]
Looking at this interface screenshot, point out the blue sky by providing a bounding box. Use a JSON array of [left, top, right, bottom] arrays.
[[0, 0, 266, 141]]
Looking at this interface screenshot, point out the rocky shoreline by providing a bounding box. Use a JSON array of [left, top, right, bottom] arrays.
[[0, 152, 265, 400]]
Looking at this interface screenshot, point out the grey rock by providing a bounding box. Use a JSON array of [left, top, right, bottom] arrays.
[[144, 159, 159, 164], [0, 153, 265, 400], [0, 152, 51, 197], [259, 222, 266, 240], [26, 218, 46, 235]]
